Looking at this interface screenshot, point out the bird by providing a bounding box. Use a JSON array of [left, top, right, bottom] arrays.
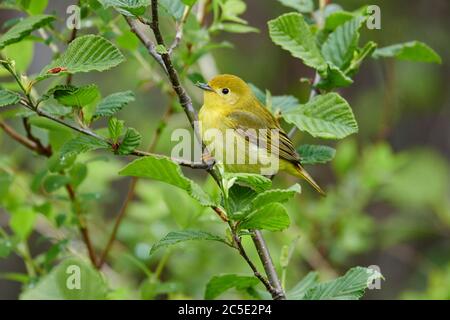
[[197, 74, 325, 195]]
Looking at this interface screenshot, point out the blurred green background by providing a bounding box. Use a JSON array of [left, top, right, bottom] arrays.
[[0, 0, 449, 299]]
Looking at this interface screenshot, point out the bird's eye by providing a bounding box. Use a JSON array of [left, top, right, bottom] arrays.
[[222, 88, 229, 95]]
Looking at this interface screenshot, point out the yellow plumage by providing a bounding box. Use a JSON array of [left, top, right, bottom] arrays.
[[197, 74, 325, 195]]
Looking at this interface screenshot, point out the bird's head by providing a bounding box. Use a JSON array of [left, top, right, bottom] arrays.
[[196, 74, 252, 106]]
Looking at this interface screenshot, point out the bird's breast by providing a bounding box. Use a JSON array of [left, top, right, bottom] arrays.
[[199, 104, 228, 133]]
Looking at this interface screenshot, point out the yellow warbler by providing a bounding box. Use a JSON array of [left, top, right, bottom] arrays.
[[197, 74, 325, 195]]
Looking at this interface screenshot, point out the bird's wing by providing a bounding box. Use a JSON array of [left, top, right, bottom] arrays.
[[224, 106, 299, 163]]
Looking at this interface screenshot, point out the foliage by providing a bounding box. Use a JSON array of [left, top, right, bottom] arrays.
[[0, 0, 445, 301]]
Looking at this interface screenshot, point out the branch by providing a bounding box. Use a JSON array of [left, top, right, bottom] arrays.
[[22, 117, 52, 156], [251, 230, 285, 299], [126, 0, 286, 299], [17, 100, 207, 169], [124, 16, 167, 73], [168, 5, 192, 54], [0, 120, 41, 153], [149, 1, 199, 135], [196, 0, 211, 27], [229, 224, 276, 296], [20, 100, 107, 141], [65, 20, 79, 85], [5, 98, 204, 269]]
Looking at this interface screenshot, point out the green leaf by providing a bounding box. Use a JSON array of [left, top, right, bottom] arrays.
[[117, 127, 141, 155], [69, 163, 88, 188], [216, 23, 259, 34], [205, 274, 259, 299], [20, 258, 108, 299], [287, 271, 319, 299], [239, 203, 290, 231], [28, 0, 48, 14], [316, 63, 353, 90], [119, 155, 215, 206], [229, 184, 300, 217], [39, 103, 72, 117], [0, 89, 20, 107], [283, 93, 358, 139], [159, 0, 185, 20], [47, 153, 76, 172], [0, 238, 13, 258], [40, 85, 69, 102], [60, 135, 110, 157], [321, 16, 365, 69], [52, 84, 100, 107], [298, 144, 336, 165], [324, 10, 356, 31], [0, 40, 34, 75], [0, 170, 13, 202], [115, 30, 139, 51], [218, 0, 249, 24], [0, 14, 54, 49], [150, 230, 226, 255], [228, 185, 257, 214], [373, 41, 441, 64], [346, 41, 377, 75], [181, 0, 197, 6], [303, 267, 383, 300], [249, 84, 266, 104], [277, 0, 314, 13], [268, 13, 327, 73], [271, 95, 300, 114], [250, 184, 300, 210], [27, 117, 73, 134], [108, 117, 124, 143], [98, 0, 150, 16], [38, 35, 125, 81], [10, 207, 36, 240], [42, 174, 71, 193], [155, 44, 168, 54], [93, 91, 135, 118], [249, 84, 299, 114], [140, 279, 182, 299], [223, 172, 272, 193]]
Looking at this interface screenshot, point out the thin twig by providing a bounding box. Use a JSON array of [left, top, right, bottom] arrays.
[[196, 0, 211, 27], [149, 1, 198, 132], [168, 5, 192, 54], [20, 100, 106, 141], [124, 16, 167, 73], [130, 0, 286, 299], [147, 0, 216, 173], [251, 230, 285, 299], [0, 120, 41, 152], [65, 16, 79, 85], [213, 206, 228, 222], [17, 100, 206, 169], [22, 117, 52, 156], [229, 223, 276, 297], [38, 29, 59, 54]]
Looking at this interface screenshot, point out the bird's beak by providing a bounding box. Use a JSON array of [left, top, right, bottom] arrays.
[[195, 82, 214, 92]]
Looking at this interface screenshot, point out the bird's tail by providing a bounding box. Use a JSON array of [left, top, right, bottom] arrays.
[[295, 164, 326, 196]]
